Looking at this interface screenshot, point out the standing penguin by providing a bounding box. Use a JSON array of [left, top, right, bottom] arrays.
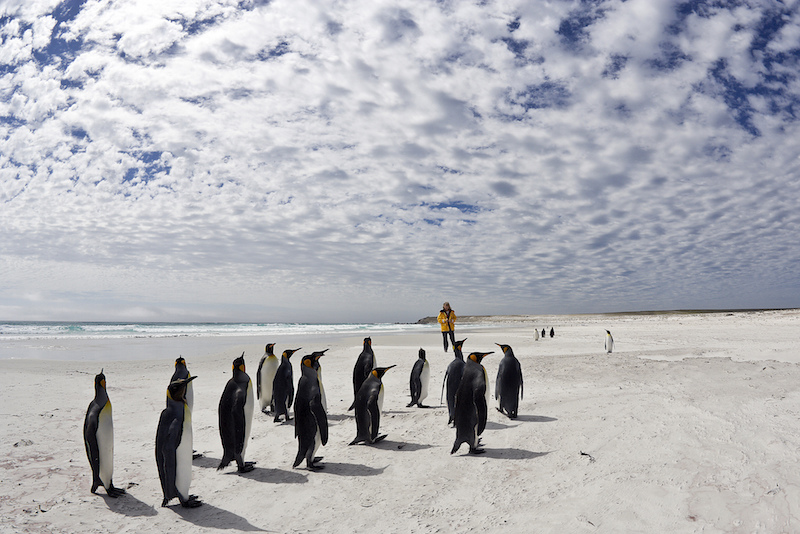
[[349, 337, 376, 411], [407, 348, 431, 408], [257, 343, 279, 414], [311, 349, 329, 411], [605, 330, 614, 353], [542, 328, 546, 338], [495, 344, 523, 419], [273, 348, 300, 423], [534, 329, 539, 341], [441, 338, 467, 425], [155, 376, 201, 507], [83, 370, 126, 497], [451, 352, 493, 455], [550, 327, 555, 338], [349, 366, 396, 445], [218, 353, 256, 472], [293, 352, 329, 470]]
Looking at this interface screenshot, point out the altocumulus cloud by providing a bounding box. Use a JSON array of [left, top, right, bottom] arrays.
[[1, 0, 799, 322]]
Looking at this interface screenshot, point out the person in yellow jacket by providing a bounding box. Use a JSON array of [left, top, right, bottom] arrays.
[[437, 302, 457, 352]]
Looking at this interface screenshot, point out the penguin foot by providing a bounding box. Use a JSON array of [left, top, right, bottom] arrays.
[[370, 434, 388, 444], [192, 452, 204, 460], [417, 403, 429, 408], [161, 498, 171, 507], [468, 447, 486, 454], [237, 462, 256, 473], [107, 485, 126, 497], [313, 456, 324, 463], [181, 496, 203, 508], [406, 401, 416, 407]]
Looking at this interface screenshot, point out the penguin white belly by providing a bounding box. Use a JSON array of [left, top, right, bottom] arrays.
[[377, 383, 385, 413], [483, 367, 491, 407], [242, 380, 254, 459], [175, 404, 193, 500], [313, 427, 322, 457], [97, 402, 114, 489], [185, 381, 194, 413], [419, 361, 430, 403], [318, 368, 328, 412], [606, 335, 614, 353], [259, 357, 279, 410]]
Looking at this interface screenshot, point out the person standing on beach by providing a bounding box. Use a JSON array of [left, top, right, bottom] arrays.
[[438, 302, 457, 352]]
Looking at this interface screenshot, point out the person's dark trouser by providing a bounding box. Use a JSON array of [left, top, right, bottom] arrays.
[[442, 330, 456, 351]]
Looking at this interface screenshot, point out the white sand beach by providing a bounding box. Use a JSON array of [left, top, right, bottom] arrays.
[[2, 310, 800, 533]]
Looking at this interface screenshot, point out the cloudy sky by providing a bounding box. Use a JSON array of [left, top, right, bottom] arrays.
[[1, 0, 799, 323]]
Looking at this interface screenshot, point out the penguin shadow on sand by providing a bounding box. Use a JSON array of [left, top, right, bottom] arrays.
[[466, 448, 551, 461], [172, 501, 265, 532], [487, 414, 558, 429], [192, 455, 308, 484], [99, 490, 157, 518], [311, 462, 387, 477], [373, 439, 435, 452]]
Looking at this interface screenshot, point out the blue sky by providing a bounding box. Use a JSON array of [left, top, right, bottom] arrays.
[[1, 0, 799, 323]]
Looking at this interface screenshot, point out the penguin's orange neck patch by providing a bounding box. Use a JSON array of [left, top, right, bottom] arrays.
[[371, 369, 378, 377]]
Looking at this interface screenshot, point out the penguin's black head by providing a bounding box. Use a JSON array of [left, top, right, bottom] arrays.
[[232, 352, 246, 373], [283, 348, 301, 359], [454, 338, 467, 351], [175, 356, 186, 367], [265, 343, 276, 354], [605, 330, 611, 334], [418, 348, 426, 360], [371, 365, 396, 379], [468, 352, 493, 363], [301, 354, 315, 368], [95, 370, 107, 391], [364, 337, 371, 346], [495, 343, 513, 354], [167, 376, 197, 402]]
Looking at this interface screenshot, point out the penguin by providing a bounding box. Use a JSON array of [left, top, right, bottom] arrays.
[[171, 357, 201, 459], [441, 338, 467, 425], [83, 370, 126, 497], [155, 375, 201, 508], [542, 328, 546, 338], [534, 329, 539, 341], [293, 352, 329, 469], [407, 348, 430, 408], [257, 343, 279, 414], [550, 327, 555, 338], [218, 353, 256, 472], [605, 330, 614, 353], [349, 366, 396, 445], [349, 337, 376, 411], [451, 352, 493, 455], [311, 348, 329, 412], [495, 344, 523, 419], [273, 348, 300, 423]]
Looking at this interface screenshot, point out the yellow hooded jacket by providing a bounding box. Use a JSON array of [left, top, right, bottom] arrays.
[[437, 310, 456, 332]]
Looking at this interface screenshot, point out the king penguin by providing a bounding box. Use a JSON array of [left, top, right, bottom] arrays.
[[156, 375, 201, 507], [495, 344, 523, 419], [83, 370, 126, 497], [441, 338, 467, 425], [407, 348, 430, 408], [218, 353, 256, 472], [293, 352, 329, 469], [171, 357, 201, 459], [534, 329, 539, 341], [605, 330, 614, 353], [542, 328, 546, 338], [257, 343, 279, 414], [273, 348, 300, 423], [350, 366, 395, 445], [311, 349, 328, 412], [550, 327, 555, 338], [451, 352, 493, 455], [349, 337, 376, 411]]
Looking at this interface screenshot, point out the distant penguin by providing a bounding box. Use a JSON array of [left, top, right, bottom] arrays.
[[218, 353, 256, 472], [550, 327, 555, 338], [349, 366, 396, 445], [257, 343, 279, 414], [441, 338, 467, 425], [451, 352, 493, 455], [83, 370, 126, 497], [273, 348, 300, 423], [407, 348, 430, 408], [605, 330, 614, 353], [293, 352, 329, 469], [495, 344, 523, 419], [534, 329, 539, 341], [348, 337, 376, 411], [542, 328, 546, 338], [156, 375, 201, 507]]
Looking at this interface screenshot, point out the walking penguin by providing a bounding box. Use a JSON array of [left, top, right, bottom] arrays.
[[495, 344, 523, 419], [350, 366, 396, 445], [349, 337, 376, 411], [440, 338, 467, 425], [605, 330, 614, 353], [451, 352, 493, 455], [218, 353, 255, 472], [273, 348, 300, 423], [83, 370, 126, 497], [257, 343, 279, 414], [407, 348, 431, 408], [155, 375, 201, 507], [293, 351, 329, 469]]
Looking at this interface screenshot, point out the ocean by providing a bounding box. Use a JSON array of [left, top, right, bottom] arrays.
[[0, 321, 430, 361]]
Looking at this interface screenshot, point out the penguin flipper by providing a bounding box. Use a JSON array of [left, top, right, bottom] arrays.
[[475, 389, 488, 436], [256, 358, 264, 399], [156, 414, 182, 502], [310, 397, 328, 445], [231, 390, 248, 456], [83, 407, 102, 492], [440, 370, 448, 404], [367, 396, 381, 442]]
